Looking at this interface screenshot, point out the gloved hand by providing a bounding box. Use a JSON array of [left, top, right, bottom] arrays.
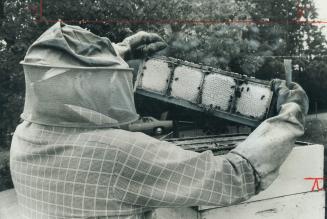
[[231, 79, 309, 192], [114, 31, 167, 60], [272, 79, 309, 115]]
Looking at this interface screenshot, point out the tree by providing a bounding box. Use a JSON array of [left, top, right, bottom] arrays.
[[1, 0, 327, 150], [244, 0, 327, 113], [166, 0, 275, 74], [0, 0, 261, 148], [0, 0, 42, 148]]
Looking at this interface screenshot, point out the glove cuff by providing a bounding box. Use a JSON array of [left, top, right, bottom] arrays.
[[231, 102, 305, 191]]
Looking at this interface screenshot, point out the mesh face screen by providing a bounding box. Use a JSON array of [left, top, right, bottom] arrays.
[[171, 66, 203, 103], [236, 83, 272, 118], [140, 59, 171, 93], [202, 74, 236, 111]]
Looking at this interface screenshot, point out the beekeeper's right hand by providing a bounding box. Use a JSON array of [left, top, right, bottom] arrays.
[[273, 79, 309, 117], [230, 80, 309, 192]]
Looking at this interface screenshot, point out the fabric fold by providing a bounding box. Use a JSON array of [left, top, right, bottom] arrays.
[[20, 22, 139, 128]]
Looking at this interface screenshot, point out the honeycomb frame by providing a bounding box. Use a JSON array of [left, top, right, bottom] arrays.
[[136, 56, 275, 127]]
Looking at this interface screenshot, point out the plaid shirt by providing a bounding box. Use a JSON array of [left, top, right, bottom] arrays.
[[10, 121, 257, 219]]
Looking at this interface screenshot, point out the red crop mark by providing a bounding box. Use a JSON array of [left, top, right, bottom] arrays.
[[36, 0, 327, 25], [296, 0, 315, 21], [304, 177, 327, 192]]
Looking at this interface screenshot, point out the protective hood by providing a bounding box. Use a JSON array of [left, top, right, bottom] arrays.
[[20, 22, 139, 128]]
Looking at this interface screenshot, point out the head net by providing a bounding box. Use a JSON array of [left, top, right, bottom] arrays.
[[20, 22, 139, 128]]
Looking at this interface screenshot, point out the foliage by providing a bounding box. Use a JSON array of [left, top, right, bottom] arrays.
[[0, 150, 13, 191], [165, 0, 276, 74], [0, 0, 327, 147], [297, 56, 327, 110], [0, 0, 326, 193], [246, 0, 327, 112], [1, 1, 37, 148]]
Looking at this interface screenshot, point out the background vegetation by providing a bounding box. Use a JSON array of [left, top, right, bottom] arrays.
[[1, 0, 327, 191]]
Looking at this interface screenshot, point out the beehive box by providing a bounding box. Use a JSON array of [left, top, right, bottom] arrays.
[[136, 56, 275, 127]]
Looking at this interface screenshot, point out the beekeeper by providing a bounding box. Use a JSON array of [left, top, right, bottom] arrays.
[[10, 22, 309, 219]]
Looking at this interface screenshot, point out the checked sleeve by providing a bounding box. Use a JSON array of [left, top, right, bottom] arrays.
[[112, 132, 258, 207]]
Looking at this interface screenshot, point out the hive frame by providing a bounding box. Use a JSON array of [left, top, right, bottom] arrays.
[[135, 56, 275, 127]]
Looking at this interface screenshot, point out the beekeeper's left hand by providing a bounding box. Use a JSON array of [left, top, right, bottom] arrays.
[[114, 31, 167, 60]]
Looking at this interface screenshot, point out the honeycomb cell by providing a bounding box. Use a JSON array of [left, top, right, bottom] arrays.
[[202, 74, 235, 111], [236, 83, 272, 118], [140, 59, 171, 94], [170, 66, 203, 103]]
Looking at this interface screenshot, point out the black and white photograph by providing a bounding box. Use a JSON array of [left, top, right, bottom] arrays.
[[0, 0, 327, 218]]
